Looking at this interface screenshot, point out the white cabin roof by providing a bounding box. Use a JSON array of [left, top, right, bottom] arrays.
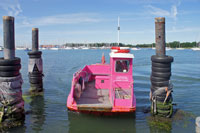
[[109, 52, 134, 58]]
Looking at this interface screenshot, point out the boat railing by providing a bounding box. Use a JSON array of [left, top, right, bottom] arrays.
[[80, 71, 91, 82], [73, 69, 82, 77], [73, 69, 91, 82], [71, 70, 92, 100]]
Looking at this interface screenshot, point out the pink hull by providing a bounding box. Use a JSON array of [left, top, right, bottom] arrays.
[[67, 47, 136, 114], [67, 95, 136, 113]]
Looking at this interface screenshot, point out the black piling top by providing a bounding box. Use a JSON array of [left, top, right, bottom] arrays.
[[3, 16, 15, 59], [32, 28, 39, 51]]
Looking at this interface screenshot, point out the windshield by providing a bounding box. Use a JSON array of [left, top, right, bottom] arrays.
[[115, 60, 129, 73]]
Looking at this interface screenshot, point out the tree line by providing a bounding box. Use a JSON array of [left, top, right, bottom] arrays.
[[135, 41, 199, 48], [63, 41, 199, 48], [63, 43, 123, 47]]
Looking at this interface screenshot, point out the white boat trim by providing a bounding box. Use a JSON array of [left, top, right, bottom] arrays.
[[109, 52, 134, 58]]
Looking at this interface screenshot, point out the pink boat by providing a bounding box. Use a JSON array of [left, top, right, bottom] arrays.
[[67, 47, 136, 114]]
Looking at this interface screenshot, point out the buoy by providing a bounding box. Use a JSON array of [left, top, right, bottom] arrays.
[[111, 47, 130, 53], [111, 47, 120, 50], [115, 49, 130, 53]]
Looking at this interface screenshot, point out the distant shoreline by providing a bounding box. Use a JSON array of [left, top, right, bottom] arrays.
[[9, 41, 200, 49]]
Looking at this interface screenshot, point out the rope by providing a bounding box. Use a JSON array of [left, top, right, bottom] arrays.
[[151, 82, 173, 117]]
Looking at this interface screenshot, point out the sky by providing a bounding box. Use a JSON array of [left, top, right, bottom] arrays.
[[0, 0, 200, 46]]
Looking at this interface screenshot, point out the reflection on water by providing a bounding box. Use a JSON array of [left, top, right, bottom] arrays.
[[7, 95, 46, 132], [68, 111, 136, 133], [29, 95, 46, 132]]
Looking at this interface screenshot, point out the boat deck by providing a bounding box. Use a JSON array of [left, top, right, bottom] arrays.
[[76, 81, 112, 111]]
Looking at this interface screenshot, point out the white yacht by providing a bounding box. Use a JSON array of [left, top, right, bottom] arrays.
[[131, 47, 141, 50], [64, 47, 73, 50], [191, 47, 200, 51], [166, 47, 172, 51], [191, 42, 200, 51], [81, 47, 89, 50], [0, 46, 3, 51], [50, 47, 59, 50], [176, 48, 185, 50]]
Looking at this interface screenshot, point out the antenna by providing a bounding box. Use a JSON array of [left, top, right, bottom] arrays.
[[118, 16, 120, 46]]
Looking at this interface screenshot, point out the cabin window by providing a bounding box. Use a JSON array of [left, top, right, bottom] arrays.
[[115, 60, 129, 73]]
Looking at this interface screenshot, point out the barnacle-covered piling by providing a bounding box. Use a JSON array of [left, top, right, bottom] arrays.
[[28, 28, 43, 95], [150, 17, 174, 117], [0, 16, 24, 126]]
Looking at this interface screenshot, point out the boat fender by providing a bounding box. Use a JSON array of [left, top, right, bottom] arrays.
[[82, 78, 85, 90], [74, 83, 82, 99], [79, 77, 85, 90]]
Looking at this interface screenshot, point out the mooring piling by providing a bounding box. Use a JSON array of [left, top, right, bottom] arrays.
[[28, 28, 43, 94], [150, 17, 174, 117], [3, 16, 15, 59], [0, 16, 24, 124]]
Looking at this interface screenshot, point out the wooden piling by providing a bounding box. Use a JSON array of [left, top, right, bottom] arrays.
[[150, 17, 173, 117], [155, 17, 166, 57]]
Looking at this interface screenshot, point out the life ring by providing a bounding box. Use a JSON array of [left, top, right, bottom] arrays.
[[111, 47, 120, 50], [115, 49, 130, 53]]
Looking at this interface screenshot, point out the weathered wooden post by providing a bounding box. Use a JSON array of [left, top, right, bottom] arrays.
[[155, 18, 166, 56], [150, 17, 174, 117], [0, 16, 24, 124], [28, 28, 43, 94]]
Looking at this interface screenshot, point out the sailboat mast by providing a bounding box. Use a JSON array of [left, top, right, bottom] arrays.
[[118, 17, 120, 46]]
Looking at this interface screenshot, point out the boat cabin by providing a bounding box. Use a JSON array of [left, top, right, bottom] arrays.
[[67, 47, 136, 113]]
